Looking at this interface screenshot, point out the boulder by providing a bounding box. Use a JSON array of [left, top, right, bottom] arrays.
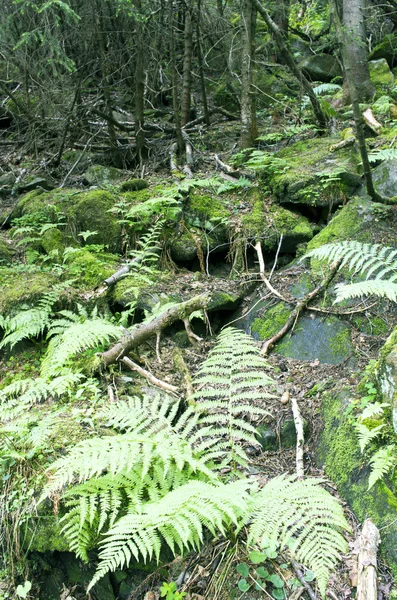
[[299, 54, 342, 83], [83, 164, 131, 186], [270, 138, 361, 207], [376, 326, 397, 432], [369, 58, 394, 92], [369, 34, 397, 69], [372, 158, 397, 198]]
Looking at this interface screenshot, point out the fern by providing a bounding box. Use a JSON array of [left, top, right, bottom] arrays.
[[313, 83, 342, 96], [191, 327, 275, 467], [304, 241, 397, 303], [248, 475, 349, 597], [359, 402, 389, 421], [367, 148, 397, 163], [356, 423, 385, 452], [368, 445, 396, 489]]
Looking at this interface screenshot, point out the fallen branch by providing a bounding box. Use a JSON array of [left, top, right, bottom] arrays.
[[292, 560, 317, 600], [357, 519, 380, 600], [329, 137, 355, 152], [363, 108, 382, 135], [257, 250, 342, 355], [255, 241, 291, 303], [101, 293, 211, 366], [121, 356, 179, 393], [291, 397, 304, 478]]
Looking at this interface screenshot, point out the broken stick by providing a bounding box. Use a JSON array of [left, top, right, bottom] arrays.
[[291, 397, 304, 478], [357, 519, 380, 600]]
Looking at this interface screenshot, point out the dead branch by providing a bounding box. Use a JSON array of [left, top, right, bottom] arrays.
[[291, 397, 304, 478], [357, 519, 380, 600], [259, 255, 342, 355], [255, 242, 291, 303], [121, 356, 179, 393], [329, 137, 355, 152], [101, 293, 211, 366], [173, 347, 194, 398], [292, 560, 318, 600], [363, 108, 382, 135]]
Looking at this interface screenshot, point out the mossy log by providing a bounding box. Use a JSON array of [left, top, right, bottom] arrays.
[[101, 293, 211, 366]]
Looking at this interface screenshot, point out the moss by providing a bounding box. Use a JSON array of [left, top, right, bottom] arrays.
[[207, 290, 242, 311], [251, 303, 291, 340], [351, 314, 389, 335], [0, 268, 57, 313], [119, 178, 149, 192], [329, 327, 351, 355], [40, 228, 66, 256], [317, 388, 397, 576], [0, 236, 14, 264], [27, 515, 69, 553], [270, 137, 360, 206], [70, 190, 121, 250], [369, 58, 394, 92], [83, 164, 126, 185], [64, 249, 118, 288]]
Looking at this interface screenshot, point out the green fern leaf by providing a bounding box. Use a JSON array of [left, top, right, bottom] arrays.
[[356, 423, 385, 452], [368, 445, 396, 489]]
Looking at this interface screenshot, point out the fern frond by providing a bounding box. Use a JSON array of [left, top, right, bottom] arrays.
[[356, 423, 385, 452], [87, 480, 251, 591], [248, 475, 349, 597], [367, 148, 397, 163], [358, 402, 389, 421], [335, 280, 397, 303], [368, 445, 396, 489], [192, 327, 275, 467], [313, 83, 342, 96]]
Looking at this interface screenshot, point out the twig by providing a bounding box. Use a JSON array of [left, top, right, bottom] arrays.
[[255, 241, 291, 303], [121, 356, 178, 393], [357, 519, 380, 600], [269, 234, 283, 281], [292, 560, 318, 600], [291, 397, 304, 478], [184, 318, 203, 343]]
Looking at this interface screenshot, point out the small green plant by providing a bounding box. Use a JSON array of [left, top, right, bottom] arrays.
[[160, 581, 186, 600]]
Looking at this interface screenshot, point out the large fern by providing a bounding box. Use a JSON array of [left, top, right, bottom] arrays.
[[304, 240, 397, 303], [190, 327, 275, 467], [248, 475, 348, 597]]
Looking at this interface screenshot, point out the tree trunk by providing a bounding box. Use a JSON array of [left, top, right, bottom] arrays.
[[134, 0, 148, 163], [196, 0, 210, 126], [240, 0, 257, 148], [250, 0, 328, 130], [169, 1, 184, 154], [273, 0, 290, 37], [181, 1, 194, 127], [342, 0, 374, 102]]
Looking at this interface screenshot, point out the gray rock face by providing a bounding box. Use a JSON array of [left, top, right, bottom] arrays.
[[376, 327, 397, 432], [372, 158, 397, 198], [299, 54, 342, 83]]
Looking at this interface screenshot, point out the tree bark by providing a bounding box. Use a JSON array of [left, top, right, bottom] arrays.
[[181, 1, 194, 127], [169, 2, 184, 154], [134, 0, 148, 163], [357, 519, 380, 600], [240, 0, 257, 148], [342, 0, 375, 102]]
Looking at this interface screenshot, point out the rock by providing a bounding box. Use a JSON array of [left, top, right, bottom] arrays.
[[372, 158, 397, 198], [64, 248, 118, 288], [316, 388, 397, 577], [119, 178, 149, 192], [27, 515, 69, 553], [369, 34, 397, 69], [60, 552, 116, 600], [0, 268, 58, 313], [306, 196, 396, 252], [270, 138, 360, 206], [369, 58, 394, 92], [15, 176, 54, 194], [252, 302, 354, 365], [242, 193, 313, 251], [0, 172, 16, 186], [256, 417, 308, 451], [40, 567, 65, 600], [376, 326, 397, 432], [299, 54, 342, 83], [83, 164, 130, 186], [256, 424, 277, 451], [0, 233, 14, 264]]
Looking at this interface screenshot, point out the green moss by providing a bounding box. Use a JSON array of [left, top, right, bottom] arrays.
[[329, 327, 351, 355], [207, 290, 241, 311], [270, 137, 360, 206], [27, 516, 69, 553], [186, 192, 231, 229], [351, 314, 389, 335], [251, 303, 291, 340], [317, 388, 397, 576], [0, 268, 57, 313], [369, 58, 394, 92], [119, 178, 149, 192], [64, 249, 118, 288], [0, 236, 14, 264], [83, 164, 126, 186], [70, 190, 121, 250], [40, 228, 66, 256]]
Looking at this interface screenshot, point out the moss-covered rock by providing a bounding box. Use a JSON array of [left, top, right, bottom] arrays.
[[0, 234, 14, 264], [270, 138, 361, 206], [376, 326, 397, 432], [305, 196, 394, 252], [40, 228, 67, 257], [369, 34, 397, 69], [27, 515, 69, 553], [64, 249, 118, 288], [372, 158, 397, 197], [316, 388, 397, 576], [369, 58, 395, 92], [299, 54, 342, 83], [0, 268, 57, 313], [252, 302, 354, 365], [119, 178, 149, 192], [242, 194, 313, 251]]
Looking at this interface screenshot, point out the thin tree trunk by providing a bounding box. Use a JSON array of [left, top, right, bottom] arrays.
[[196, 0, 210, 126], [169, 2, 184, 153], [134, 0, 148, 163], [250, 0, 328, 130], [240, 0, 256, 148], [342, 0, 374, 102], [181, 1, 194, 127]]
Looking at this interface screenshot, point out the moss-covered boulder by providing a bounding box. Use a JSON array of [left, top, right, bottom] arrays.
[[369, 34, 397, 69], [252, 302, 354, 365], [0, 234, 14, 264], [15, 175, 54, 194], [270, 138, 361, 206], [299, 54, 342, 83], [0, 268, 57, 313], [317, 388, 397, 576], [242, 194, 313, 251], [63, 249, 118, 288], [306, 196, 396, 251], [119, 178, 149, 192], [83, 164, 130, 186], [369, 58, 394, 92], [16, 188, 122, 251]]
